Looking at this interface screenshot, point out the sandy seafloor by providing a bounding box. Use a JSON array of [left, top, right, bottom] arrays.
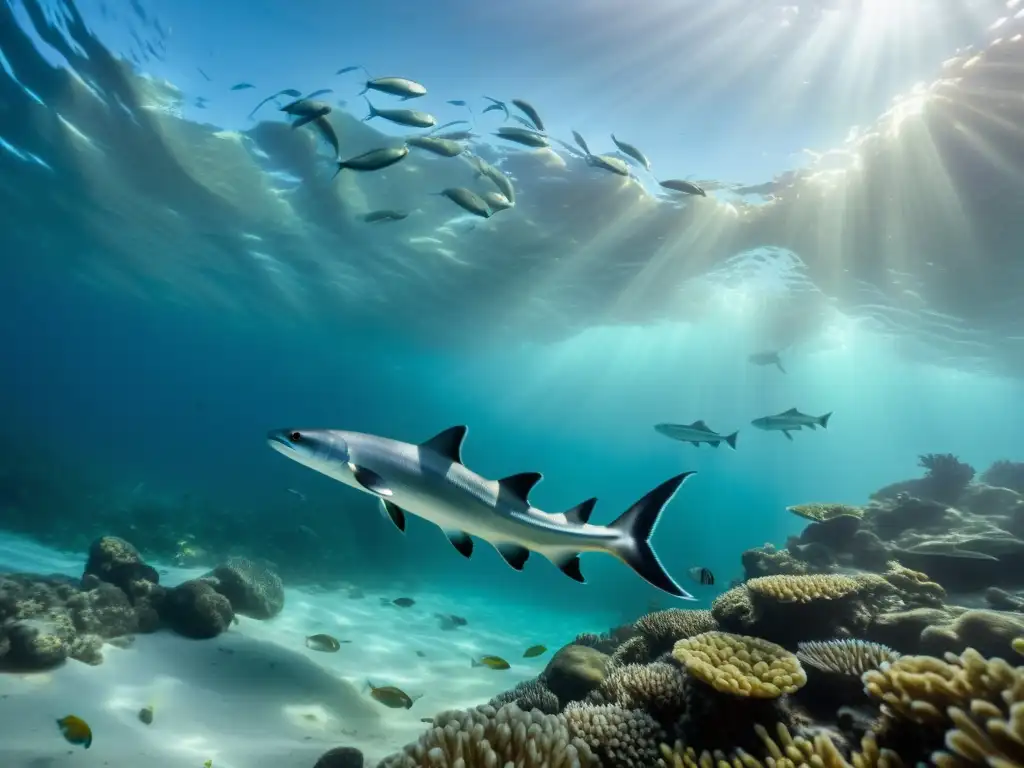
[[0, 533, 611, 767]]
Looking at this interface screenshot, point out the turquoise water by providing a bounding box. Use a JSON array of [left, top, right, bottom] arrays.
[[4, 2, 1024, 765]]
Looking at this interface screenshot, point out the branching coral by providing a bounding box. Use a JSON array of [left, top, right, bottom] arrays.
[[917, 453, 975, 505], [610, 635, 652, 667], [489, 677, 560, 715], [379, 703, 592, 768], [673, 632, 807, 699], [633, 608, 718, 658], [796, 640, 901, 677], [564, 702, 663, 768], [787, 503, 864, 523]]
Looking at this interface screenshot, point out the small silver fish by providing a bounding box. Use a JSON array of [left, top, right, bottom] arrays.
[[438, 187, 492, 218], [334, 146, 409, 175], [360, 77, 427, 100], [481, 191, 513, 213], [748, 350, 786, 374], [473, 157, 515, 204], [610, 134, 650, 170], [363, 210, 409, 223], [511, 99, 544, 131], [660, 179, 706, 197], [493, 127, 549, 148], [482, 96, 509, 119], [364, 98, 435, 128], [571, 130, 591, 155], [655, 421, 738, 450], [407, 136, 465, 158], [587, 154, 630, 176]]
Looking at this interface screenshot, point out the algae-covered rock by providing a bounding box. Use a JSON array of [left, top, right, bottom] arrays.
[[160, 580, 234, 639], [83, 536, 160, 596], [542, 644, 610, 703], [201, 557, 284, 620], [314, 746, 364, 768]]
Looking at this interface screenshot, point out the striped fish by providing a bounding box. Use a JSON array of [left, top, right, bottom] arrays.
[[688, 567, 714, 586]]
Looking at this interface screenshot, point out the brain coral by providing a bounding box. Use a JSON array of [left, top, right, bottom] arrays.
[[747, 574, 860, 603], [673, 631, 807, 699]]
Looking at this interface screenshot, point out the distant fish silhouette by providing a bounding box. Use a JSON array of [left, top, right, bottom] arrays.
[[748, 350, 786, 374], [230, 82, 255, 91]]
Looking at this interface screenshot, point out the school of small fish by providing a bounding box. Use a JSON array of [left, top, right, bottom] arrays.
[[227, 63, 714, 226]]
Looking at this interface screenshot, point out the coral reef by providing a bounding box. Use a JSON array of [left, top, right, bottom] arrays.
[[0, 535, 284, 670]]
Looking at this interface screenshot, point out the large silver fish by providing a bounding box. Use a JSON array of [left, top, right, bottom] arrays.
[[655, 421, 738, 450], [267, 426, 694, 598], [751, 408, 833, 441]]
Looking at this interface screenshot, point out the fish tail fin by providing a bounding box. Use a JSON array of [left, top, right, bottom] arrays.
[[818, 412, 833, 429], [608, 473, 695, 599], [725, 431, 739, 450], [363, 96, 376, 121], [470, 658, 482, 668]]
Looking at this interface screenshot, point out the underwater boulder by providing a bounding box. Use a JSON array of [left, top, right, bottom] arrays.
[[200, 557, 285, 620], [83, 536, 160, 596], [160, 579, 234, 639], [66, 580, 138, 637], [314, 746, 364, 768], [542, 644, 610, 704], [962, 484, 1024, 517], [2, 615, 72, 670], [919, 608, 1024, 658]]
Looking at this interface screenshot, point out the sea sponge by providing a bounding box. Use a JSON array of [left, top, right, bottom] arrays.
[[746, 575, 860, 604], [796, 640, 901, 677], [590, 661, 686, 724], [379, 703, 592, 768], [634, 608, 718, 657], [564, 702, 664, 768], [787, 503, 864, 522], [673, 632, 807, 699], [489, 677, 560, 715]]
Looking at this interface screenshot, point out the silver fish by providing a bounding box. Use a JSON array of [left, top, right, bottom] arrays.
[[407, 136, 465, 158], [267, 426, 695, 598], [751, 408, 833, 441], [309, 115, 339, 157], [360, 76, 427, 100], [281, 99, 332, 129], [248, 88, 302, 119], [654, 421, 738, 450], [571, 130, 591, 155], [587, 154, 630, 176], [494, 127, 549, 148], [660, 179, 706, 197], [473, 157, 515, 204], [481, 191, 513, 212], [482, 96, 509, 120], [438, 188, 491, 219], [511, 99, 544, 131], [334, 146, 409, 174], [748, 350, 786, 374], [610, 134, 650, 170], [363, 209, 409, 223], [364, 98, 436, 128]]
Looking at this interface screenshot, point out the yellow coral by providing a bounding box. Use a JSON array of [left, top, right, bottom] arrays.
[[796, 639, 900, 677], [379, 703, 591, 768], [672, 632, 807, 699], [863, 649, 1023, 725], [747, 575, 860, 604], [1014, 637, 1024, 657], [786, 503, 864, 522]]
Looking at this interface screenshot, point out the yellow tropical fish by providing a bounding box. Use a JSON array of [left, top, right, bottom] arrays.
[[56, 715, 92, 748], [472, 655, 511, 670], [523, 645, 548, 658], [367, 681, 422, 709], [204, 761, 213, 768]]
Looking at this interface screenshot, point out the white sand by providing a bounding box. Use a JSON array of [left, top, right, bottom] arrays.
[[0, 534, 611, 767]]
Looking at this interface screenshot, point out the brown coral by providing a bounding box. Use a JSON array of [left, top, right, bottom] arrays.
[[658, 723, 869, 768], [564, 702, 663, 768], [673, 632, 807, 699], [881, 562, 946, 608], [634, 608, 718, 658], [379, 703, 592, 768], [787, 503, 864, 522], [746, 575, 860, 604], [796, 640, 901, 677], [590, 661, 686, 724], [610, 635, 651, 667]]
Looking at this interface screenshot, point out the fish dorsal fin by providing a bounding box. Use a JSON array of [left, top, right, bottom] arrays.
[[563, 498, 597, 526], [783, 408, 800, 415], [421, 425, 467, 463], [691, 420, 709, 430], [498, 472, 543, 504]]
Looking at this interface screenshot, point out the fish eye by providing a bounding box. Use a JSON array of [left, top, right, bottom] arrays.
[[289, 431, 302, 442]]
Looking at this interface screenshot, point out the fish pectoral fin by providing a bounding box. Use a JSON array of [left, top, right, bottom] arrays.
[[494, 542, 530, 571], [708, 441, 720, 448], [497, 471, 543, 504], [783, 430, 794, 441], [420, 425, 467, 463], [442, 529, 474, 558], [379, 499, 407, 532], [563, 497, 596, 526], [689, 441, 701, 447], [550, 552, 586, 584], [351, 464, 394, 496]]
